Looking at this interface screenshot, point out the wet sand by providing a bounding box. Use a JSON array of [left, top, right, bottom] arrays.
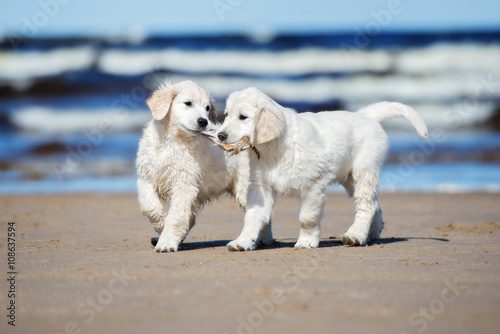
[[1, 192, 499, 334]]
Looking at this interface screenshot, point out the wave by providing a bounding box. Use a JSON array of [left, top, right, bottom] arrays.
[[2, 33, 499, 194], [7, 100, 495, 135], [0, 42, 498, 111], [1, 42, 499, 84], [394, 43, 500, 75], [97, 43, 500, 78], [155, 73, 498, 125], [0, 47, 96, 84], [1, 38, 499, 134], [97, 47, 394, 76], [10, 107, 150, 133]]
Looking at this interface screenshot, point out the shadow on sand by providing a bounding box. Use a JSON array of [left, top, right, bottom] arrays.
[[150, 235, 449, 251]]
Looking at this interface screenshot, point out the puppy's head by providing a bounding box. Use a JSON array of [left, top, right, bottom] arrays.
[[146, 80, 217, 133], [217, 87, 285, 146]]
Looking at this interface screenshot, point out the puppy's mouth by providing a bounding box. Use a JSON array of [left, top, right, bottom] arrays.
[[200, 129, 217, 137], [184, 124, 214, 134], [200, 131, 260, 159], [214, 132, 244, 146]]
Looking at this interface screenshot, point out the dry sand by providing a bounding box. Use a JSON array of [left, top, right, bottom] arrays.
[[1, 192, 500, 334]]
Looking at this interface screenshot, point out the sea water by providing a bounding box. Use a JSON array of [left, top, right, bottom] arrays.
[[1, 32, 499, 194]]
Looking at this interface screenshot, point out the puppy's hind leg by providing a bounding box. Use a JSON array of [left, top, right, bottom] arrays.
[[342, 170, 381, 246], [342, 173, 383, 242], [368, 196, 384, 242]]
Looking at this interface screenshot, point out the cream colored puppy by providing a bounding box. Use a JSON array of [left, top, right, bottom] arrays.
[[216, 87, 428, 251], [136, 80, 253, 252]]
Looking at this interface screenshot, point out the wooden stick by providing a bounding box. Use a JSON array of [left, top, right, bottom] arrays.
[[201, 130, 260, 159]]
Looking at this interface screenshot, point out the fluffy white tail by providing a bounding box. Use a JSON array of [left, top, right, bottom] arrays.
[[358, 102, 428, 139]]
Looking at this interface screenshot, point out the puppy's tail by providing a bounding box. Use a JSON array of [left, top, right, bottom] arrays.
[[358, 102, 428, 139]]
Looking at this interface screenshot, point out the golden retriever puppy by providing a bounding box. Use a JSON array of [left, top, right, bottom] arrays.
[[136, 80, 252, 252], [216, 87, 428, 251]]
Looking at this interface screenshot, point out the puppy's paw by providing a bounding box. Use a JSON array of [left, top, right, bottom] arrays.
[[294, 236, 320, 249], [154, 236, 180, 252], [227, 237, 256, 251], [341, 227, 369, 246]]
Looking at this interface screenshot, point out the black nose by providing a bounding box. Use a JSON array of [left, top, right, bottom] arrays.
[[197, 118, 208, 128], [217, 132, 228, 141]]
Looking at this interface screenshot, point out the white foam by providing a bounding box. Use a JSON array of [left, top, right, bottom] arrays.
[[2, 43, 499, 133], [158, 72, 500, 106], [11, 107, 150, 133], [97, 47, 393, 76], [0, 47, 96, 83], [97, 43, 500, 81], [395, 43, 500, 77], [2, 42, 499, 107], [145, 73, 497, 130]]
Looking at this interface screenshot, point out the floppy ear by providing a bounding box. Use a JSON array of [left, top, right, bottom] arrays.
[[208, 98, 217, 123], [146, 83, 177, 121], [254, 96, 285, 144]]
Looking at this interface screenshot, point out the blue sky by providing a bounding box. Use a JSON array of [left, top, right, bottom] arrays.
[[1, 0, 500, 38]]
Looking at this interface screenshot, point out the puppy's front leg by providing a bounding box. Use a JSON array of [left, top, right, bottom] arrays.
[[295, 187, 325, 248], [155, 186, 198, 252], [228, 183, 274, 251]]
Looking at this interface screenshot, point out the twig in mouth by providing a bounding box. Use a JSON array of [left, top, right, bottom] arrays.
[[201, 130, 260, 159]]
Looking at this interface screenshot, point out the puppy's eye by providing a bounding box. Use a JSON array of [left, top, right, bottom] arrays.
[[184, 101, 192, 106], [206, 105, 210, 111], [239, 114, 248, 120]]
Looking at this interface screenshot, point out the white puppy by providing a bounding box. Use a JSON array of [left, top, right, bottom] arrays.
[[216, 87, 428, 251], [136, 80, 252, 252]]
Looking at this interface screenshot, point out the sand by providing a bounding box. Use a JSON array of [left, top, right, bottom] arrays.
[[1, 192, 500, 334]]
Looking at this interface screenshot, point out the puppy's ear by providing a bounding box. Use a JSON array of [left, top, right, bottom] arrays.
[[208, 97, 217, 123], [255, 96, 285, 144], [146, 83, 177, 121]]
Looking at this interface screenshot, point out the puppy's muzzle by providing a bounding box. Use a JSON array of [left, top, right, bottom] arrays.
[[217, 131, 228, 142], [197, 118, 208, 129]]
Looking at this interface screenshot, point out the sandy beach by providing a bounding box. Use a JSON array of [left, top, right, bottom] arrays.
[[1, 191, 500, 334]]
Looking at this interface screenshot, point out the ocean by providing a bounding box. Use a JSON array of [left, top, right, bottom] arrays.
[[1, 31, 500, 194]]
